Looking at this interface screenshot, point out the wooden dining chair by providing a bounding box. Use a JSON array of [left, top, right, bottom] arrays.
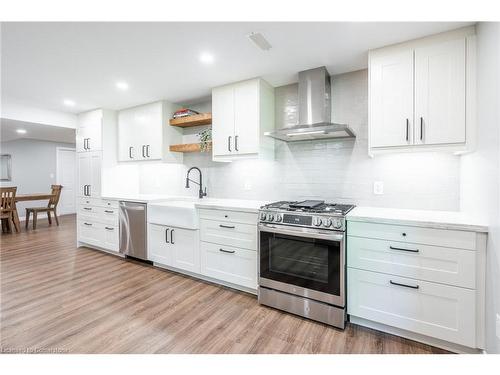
[[25, 185, 63, 230], [1, 187, 18, 234]]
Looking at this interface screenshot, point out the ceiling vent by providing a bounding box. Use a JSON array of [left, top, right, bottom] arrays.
[[248, 32, 272, 51]]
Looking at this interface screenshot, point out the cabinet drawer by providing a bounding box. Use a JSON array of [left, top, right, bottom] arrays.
[[78, 197, 118, 208], [200, 241, 257, 289], [347, 268, 475, 347], [78, 220, 118, 252], [78, 206, 118, 225], [347, 237, 476, 288], [347, 221, 476, 250], [198, 208, 258, 225], [200, 219, 257, 250]]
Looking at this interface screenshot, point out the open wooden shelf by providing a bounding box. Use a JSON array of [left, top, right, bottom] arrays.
[[169, 113, 212, 127], [169, 142, 212, 153]]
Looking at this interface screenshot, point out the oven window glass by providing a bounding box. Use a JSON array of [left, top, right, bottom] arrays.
[[260, 231, 341, 296]]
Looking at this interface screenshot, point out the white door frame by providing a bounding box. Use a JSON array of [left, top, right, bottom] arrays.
[[56, 147, 76, 215]]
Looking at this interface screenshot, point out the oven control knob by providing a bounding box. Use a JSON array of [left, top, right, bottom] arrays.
[[333, 219, 342, 229], [313, 217, 322, 226], [323, 218, 332, 227], [275, 214, 283, 222], [260, 212, 267, 221], [268, 214, 275, 222]]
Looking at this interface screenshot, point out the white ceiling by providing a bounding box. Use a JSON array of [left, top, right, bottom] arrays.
[[1, 22, 473, 114], [0, 118, 76, 143]]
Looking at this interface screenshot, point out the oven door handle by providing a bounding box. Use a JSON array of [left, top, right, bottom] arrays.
[[258, 224, 344, 241]]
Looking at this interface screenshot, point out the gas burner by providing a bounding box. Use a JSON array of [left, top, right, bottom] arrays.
[[259, 200, 355, 231]]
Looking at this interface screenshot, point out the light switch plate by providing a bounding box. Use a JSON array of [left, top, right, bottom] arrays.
[[373, 181, 384, 195], [244, 181, 252, 191]]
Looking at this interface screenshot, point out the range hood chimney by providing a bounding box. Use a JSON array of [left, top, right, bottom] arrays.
[[266, 66, 356, 142]]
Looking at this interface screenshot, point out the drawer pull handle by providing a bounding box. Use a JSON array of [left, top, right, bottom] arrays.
[[84, 222, 92, 226], [104, 210, 114, 213], [105, 227, 114, 231], [83, 207, 92, 211], [390, 280, 419, 289], [219, 248, 235, 254], [389, 245, 419, 253], [219, 224, 235, 229]]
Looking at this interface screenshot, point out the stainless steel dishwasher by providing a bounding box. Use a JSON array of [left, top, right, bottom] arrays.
[[119, 201, 147, 260]]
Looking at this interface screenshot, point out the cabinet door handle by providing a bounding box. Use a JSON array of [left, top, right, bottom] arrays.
[[129, 146, 134, 159], [228, 136, 232, 152], [420, 117, 424, 141], [104, 210, 114, 213], [105, 226, 114, 231], [142, 145, 146, 158], [389, 245, 419, 253], [83, 207, 92, 211], [88, 185, 91, 196], [87, 138, 90, 150], [146, 145, 150, 158], [235, 135, 239, 151], [219, 224, 235, 229], [84, 222, 92, 226], [390, 280, 419, 289], [219, 248, 235, 254], [405, 119, 409, 142], [165, 228, 169, 243], [83, 138, 87, 150], [170, 229, 174, 244]]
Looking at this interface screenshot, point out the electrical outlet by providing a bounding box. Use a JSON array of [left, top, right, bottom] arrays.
[[496, 313, 500, 340], [244, 181, 252, 191], [373, 181, 384, 195]]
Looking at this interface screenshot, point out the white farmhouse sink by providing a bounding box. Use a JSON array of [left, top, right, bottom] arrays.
[[148, 199, 199, 229]]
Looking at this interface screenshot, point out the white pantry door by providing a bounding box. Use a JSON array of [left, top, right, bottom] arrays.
[[56, 148, 76, 215]]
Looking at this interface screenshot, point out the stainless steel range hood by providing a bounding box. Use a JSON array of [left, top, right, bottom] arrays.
[[266, 66, 356, 142]]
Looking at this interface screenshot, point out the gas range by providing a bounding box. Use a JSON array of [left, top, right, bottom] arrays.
[[259, 200, 355, 231]]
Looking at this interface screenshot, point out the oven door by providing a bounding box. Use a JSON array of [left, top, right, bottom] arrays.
[[258, 224, 345, 307]]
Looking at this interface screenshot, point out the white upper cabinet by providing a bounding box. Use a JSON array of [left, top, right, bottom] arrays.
[[117, 101, 183, 163], [370, 49, 414, 148], [368, 27, 475, 155], [212, 78, 274, 161], [414, 38, 466, 146], [76, 109, 103, 152]]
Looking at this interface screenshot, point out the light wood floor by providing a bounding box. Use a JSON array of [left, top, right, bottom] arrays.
[[0, 215, 449, 354]]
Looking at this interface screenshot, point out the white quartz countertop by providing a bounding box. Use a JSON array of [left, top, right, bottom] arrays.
[[347, 206, 488, 233], [194, 198, 269, 213], [101, 194, 268, 213]]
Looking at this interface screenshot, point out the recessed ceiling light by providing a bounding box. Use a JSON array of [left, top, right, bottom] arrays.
[[63, 99, 75, 107], [199, 52, 215, 64], [116, 81, 129, 90], [16, 129, 27, 134]]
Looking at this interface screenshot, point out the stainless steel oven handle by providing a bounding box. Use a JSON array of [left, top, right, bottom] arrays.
[[258, 224, 344, 241]]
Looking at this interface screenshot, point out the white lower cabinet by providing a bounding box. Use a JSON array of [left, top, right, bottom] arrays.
[[200, 241, 257, 290], [77, 198, 119, 253], [148, 223, 200, 274], [348, 268, 475, 347], [347, 219, 486, 350]]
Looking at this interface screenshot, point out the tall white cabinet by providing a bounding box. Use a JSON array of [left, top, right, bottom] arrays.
[[212, 78, 274, 161], [369, 26, 475, 154], [117, 101, 183, 163], [76, 109, 119, 254]]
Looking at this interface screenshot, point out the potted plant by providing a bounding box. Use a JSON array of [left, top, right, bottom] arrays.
[[198, 128, 212, 152]]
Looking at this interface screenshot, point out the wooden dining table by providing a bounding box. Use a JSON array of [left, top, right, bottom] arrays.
[[11, 193, 56, 232]]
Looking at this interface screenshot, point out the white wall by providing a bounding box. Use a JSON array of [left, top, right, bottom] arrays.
[[137, 70, 461, 211], [0, 138, 76, 218], [460, 22, 500, 354], [1, 100, 77, 129]]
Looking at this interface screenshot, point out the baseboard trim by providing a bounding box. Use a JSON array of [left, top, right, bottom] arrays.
[[349, 316, 483, 354]]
